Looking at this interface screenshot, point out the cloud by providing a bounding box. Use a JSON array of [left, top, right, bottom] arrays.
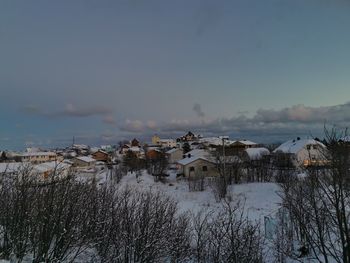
[[21, 105, 42, 114], [117, 102, 350, 142], [22, 103, 113, 118], [22, 103, 116, 126], [193, 103, 205, 118], [253, 102, 350, 123], [102, 115, 116, 125], [52, 103, 112, 118], [121, 119, 145, 133], [120, 119, 159, 133]]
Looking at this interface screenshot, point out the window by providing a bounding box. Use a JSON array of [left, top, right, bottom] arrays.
[[307, 145, 311, 150], [189, 166, 195, 172], [202, 166, 208, 171]]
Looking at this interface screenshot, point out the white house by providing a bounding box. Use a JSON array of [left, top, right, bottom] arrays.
[[73, 156, 96, 169], [166, 148, 183, 164], [33, 161, 71, 180], [151, 135, 177, 148], [20, 152, 61, 164], [177, 156, 219, 178], [273, 138, 327, 167], [243, 147, 270, 162]]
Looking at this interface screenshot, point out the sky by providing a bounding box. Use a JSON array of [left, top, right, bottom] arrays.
[[1, 0, 350, 150]]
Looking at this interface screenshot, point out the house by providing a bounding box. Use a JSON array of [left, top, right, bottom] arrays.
[[199, 137, 235, 147], [100, 145, 115, 154], [152, 135, 161, 145], [242, 147, 270, 162], [131, 138, 140, 147], [177, 156, 219, 178], [184, 149, 211, 159], [20, 152, 61, 164], [73, 156, 96, 168], [151, 135, 177, 148], [177, 131, 198, 142], [92, 150, 110, 162], [273, 138, 327, 167], [146, 148, 164, 160], [166, 148, 183, 164], [119, 144, 131, 154], [230, 140, 258, 150], [159, 139, 177, 148], [33, 161, 71, 180], [128, 147, 145, 158]]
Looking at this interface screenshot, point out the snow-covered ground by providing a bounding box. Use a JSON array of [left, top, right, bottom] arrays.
[[95, 170, 282, 224]]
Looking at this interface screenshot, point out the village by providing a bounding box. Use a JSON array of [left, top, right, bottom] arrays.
[[0, 131, 333, 183]]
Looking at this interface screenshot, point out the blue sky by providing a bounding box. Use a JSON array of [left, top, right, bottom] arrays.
[[1, 0, 350, 149]]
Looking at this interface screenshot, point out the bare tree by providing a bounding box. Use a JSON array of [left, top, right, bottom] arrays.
[[188, 169, 206, 192], [146, 151, 168, 182], [278, 127, 350, 262], [191, 202, 264, 263]]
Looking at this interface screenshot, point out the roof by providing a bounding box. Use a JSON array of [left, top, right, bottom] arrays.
[[93, 150, 108, 155], [273, 139, 326, 154], [0, 162, 30, 174], [75, 156, 96, 163], [231, 140, 257, 146], [159, 139, 176, 143], [199, 137, 235, 146], [185, 149, 210, 158], [166, 148, 182, 154], [245, 148, 270, 160], [129, 147, 143, 152], [177, 156, 212, 166], [21, 152, 57, 157], [34, 161, 71, 173]]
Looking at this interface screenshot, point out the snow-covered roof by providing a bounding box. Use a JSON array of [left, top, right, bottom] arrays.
[[34, 161, 70, 173], [90, 147, 100, 153], [245, 148, 270, 160], [72, 144, 89, 150], [93, 149, 108, 155], [25, 147, 41, 153], [232, 140, 257, 146], [166, 148, 182, 154], [0, 162, 30, 174], [147, 146, 161, 151], [129, 146, 143, 152], [21, 152, 57, 157], [63, 159, 74, 165], [177, 156, 212, 166], [159, 139, 175, 143], [199, 137, 234, 146], [273, 139, 326, 154], [75, 156, 96, 163], [185, 149, 210, 158]]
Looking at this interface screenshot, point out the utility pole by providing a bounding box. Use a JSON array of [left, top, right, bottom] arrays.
[[219, 136, 229, 177], [219, 136, 229, 199], [219, 136, 229, 179]]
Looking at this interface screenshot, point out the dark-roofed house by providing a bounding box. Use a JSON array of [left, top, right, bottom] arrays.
[[92, 150, 110, 162]]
